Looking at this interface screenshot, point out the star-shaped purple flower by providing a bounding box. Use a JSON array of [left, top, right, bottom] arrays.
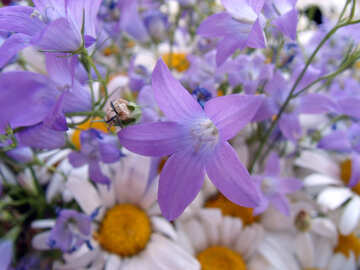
[[118, 59, 263, 220], [252, 152, 302, 216]]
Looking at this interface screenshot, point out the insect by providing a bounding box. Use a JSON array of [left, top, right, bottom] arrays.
[[105, 98, 131, 128]]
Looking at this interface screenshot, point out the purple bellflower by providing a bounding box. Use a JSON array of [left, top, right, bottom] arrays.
[[254, 69, 336, 141], [197, 0, 266, 66], [0, 54, 91, 150], [0, 0, 102, 67], [263, 0, 298, 40], [68, 129, 122, 185], [116, 0, 150, 42], [252, 152, 302, 216], [118, 59, 263, 220], [318, 124, 360, 154], [48, 209, 91, 253]]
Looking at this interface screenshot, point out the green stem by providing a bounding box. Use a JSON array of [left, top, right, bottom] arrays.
[[248, 17, 360, 173]]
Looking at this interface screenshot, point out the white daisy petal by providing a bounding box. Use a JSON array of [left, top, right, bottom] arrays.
[[317, 187, 352, 210], [31, 219, 56, 229], [151, 216, 177, 240], [295, 150, 340, 178], [198, 209, 222, 246], [304, 173, 340, 187], [182, 219, 208, 252], [339, 196, 360, 235], [311, 218, 338, 242], [105, 254, 122, 270], [66, 177, 102, 215], [145, 234, 200, 270], [32, 231, 51, 250], [295, 232, 314, 268]]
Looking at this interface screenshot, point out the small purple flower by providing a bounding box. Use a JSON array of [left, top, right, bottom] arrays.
[[263, 0, 298, 40], [0, 54, 91, 150], [48, 209, 91, 253], [118, 59, 262, 220], [0, 0, 102, 67], [253, 152, 302, 216], [68, 129, 122, 185], [254, 69, 336, 141], [198, 0, 266, 66]]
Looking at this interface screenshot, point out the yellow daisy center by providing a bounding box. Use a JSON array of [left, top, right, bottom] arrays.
[[334, 233, 360, 259], [205, 193, 259, 226], [162, 52, 190, 72], [96, 204, 152, 257], [71, 118, 114, 150], [340, 159, 360, 195], [197, 246, 247, 270]]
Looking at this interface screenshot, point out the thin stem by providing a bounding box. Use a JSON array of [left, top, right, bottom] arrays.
[[248, 16, 360, 173]]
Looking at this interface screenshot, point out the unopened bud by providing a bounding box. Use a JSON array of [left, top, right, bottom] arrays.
[[294, 210, 311, 232]]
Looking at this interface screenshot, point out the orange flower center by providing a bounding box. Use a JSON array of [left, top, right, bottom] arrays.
[[197, 246, 247, 270], [205, 193, 260, 226]]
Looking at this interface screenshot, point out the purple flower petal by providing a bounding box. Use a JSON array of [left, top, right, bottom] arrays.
[[337, 97, 360, 119], [246, 19, 266, 48], [46, 53, 75, 86], [0, 6, 45, 35], [279, 113, 302, 141], [0, 33, 30, 68], [272, 9, 298, 40], [17, 123, 66, 150], [299, 93, 338, 114], [6, 147, 33, 163], [98, 135, 122, 164], [152, 59, 204, 121], [248, 0, 266, 13], [271, 195, 290, 216], [264, 152, 280, 176], [221, 0, 258, 22], [34, 18, 82, 52], [277, 178, 303, 194], [216, 36, 246, 66], [205, 142, 260, 207], [68, 152, 88, 168], [43, 92, 68, 132], [158, 149, 205, 220], [0, 240, 12, 270], [89, 161, 110, 185], [254, 197, 269, 215], [205, 94, 263, 140], [318, 130, 352, 152], [118, 122, 188, 157], [0, 72, 56, 133], [349, 154, 360, 187], [197, 13, 235, 38], [117, 0, 149, 42]]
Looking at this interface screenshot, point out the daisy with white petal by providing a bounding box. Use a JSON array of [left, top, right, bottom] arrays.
[[176, 208, 265, 270], [33, 152, 199, 270], [296, 150, 360, 235]]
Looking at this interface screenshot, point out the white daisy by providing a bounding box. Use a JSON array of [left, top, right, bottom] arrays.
[[296, 150, 360, 235], [33, 152, 199, 270], [176, 208, 264, 270]]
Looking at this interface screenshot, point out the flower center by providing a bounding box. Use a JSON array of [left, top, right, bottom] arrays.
[[294, 210, 311, 232], [96, 204, 151, 257], [205, 193, 259, 226], [190, 118, 219, 153], [261, 177, 276, 195], [340, 159, 360, 195], [197, 246, 247, 270], [334, 233, 360, 259], [162, 52, 190, 72]]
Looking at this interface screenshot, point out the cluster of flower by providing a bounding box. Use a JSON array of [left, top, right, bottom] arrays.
[[0, 0, 360, 269]]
